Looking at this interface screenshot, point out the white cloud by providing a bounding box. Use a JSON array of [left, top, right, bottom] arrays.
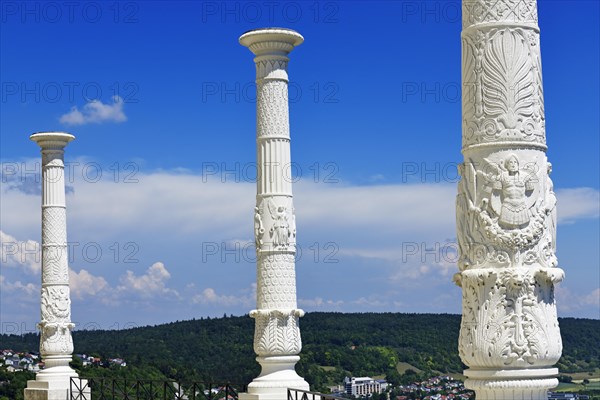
[[352, 296, 388, 308], [0, 230, 41, 274], [0, 275, 38, 297], [3, 161, 596, 248], [62, 172, 255, 241], [296, 181, 457, 237], [69, 269, 109, 300], [117, 262, 179, 299], [557, 188, 600, 223], [1, 162, 598, 321], [298, 297, 344, 308], [193, 288, 244, 306], [556, 286, 600, 316], [191, 284, 255, 307], [59, 95, 127, 126], [582, 288, 600, 308]]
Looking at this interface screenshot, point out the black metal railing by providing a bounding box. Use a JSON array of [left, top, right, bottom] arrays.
[[287, 388, 346, 400], [70, 377, 245, 400]]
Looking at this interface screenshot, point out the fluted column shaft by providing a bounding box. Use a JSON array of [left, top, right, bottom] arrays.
[[25, 132, 79, 400], [240, 28, 309, 400], [456, 1, 563, 399]]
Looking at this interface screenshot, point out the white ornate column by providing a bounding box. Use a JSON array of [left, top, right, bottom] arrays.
[[25, 132, 81, 400], [455, 1, 564, 399], [239, 28, 309, 400]]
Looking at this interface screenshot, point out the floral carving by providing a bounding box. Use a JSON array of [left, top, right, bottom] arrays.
[[41, 287, 71, 322]]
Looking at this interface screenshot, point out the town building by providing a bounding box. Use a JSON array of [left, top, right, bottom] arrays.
[[548, 393, 590, 400], [344, 376, 388, 397]]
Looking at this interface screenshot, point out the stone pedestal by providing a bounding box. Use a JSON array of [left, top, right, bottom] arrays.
[[239, 28, 309, 400], [455, 1, 563, 399], [25, 132, 83, 400]]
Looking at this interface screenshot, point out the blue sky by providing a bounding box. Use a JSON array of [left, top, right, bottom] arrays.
[[1, 1, 598, 333]]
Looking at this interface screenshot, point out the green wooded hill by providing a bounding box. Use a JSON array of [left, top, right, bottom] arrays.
[[1, 313, 598, 389]]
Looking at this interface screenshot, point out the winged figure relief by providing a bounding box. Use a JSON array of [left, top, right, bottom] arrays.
[[267, 199, 291, 248], [478, 154, 537, 229]]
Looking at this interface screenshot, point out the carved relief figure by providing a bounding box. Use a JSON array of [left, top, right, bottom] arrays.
[[254, 206, 265, 249], [482, 154, 535, 229], [268, 199, 291, 248]]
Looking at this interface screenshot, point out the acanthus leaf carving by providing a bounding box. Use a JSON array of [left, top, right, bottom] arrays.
[[458, 268, 562, 369], [250, 309, 303, 357]]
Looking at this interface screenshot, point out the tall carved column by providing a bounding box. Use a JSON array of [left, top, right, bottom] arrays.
[[25, 132, 81, 400], [455, 1, 564, 399], [239, 28, 309, 400]]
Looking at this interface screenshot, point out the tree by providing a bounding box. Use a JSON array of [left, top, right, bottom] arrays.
[[385, 367, 402, 387]]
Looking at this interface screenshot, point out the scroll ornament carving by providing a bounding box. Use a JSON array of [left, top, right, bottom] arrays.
[[456, 155, 558, 270], [462, 0, 538, 28], [251, 309, 304, 356], [456, 267, 563, 369], [462, 27, 545, 147]]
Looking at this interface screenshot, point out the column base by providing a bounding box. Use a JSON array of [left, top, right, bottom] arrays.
[[240, 355, 309, 400], [25, 366, 86, 400], [464, 368, 559, 400]]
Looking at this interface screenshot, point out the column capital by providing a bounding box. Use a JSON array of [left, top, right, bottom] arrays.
[[239, 28, 303, 57], [30, 132, 75, 151]]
